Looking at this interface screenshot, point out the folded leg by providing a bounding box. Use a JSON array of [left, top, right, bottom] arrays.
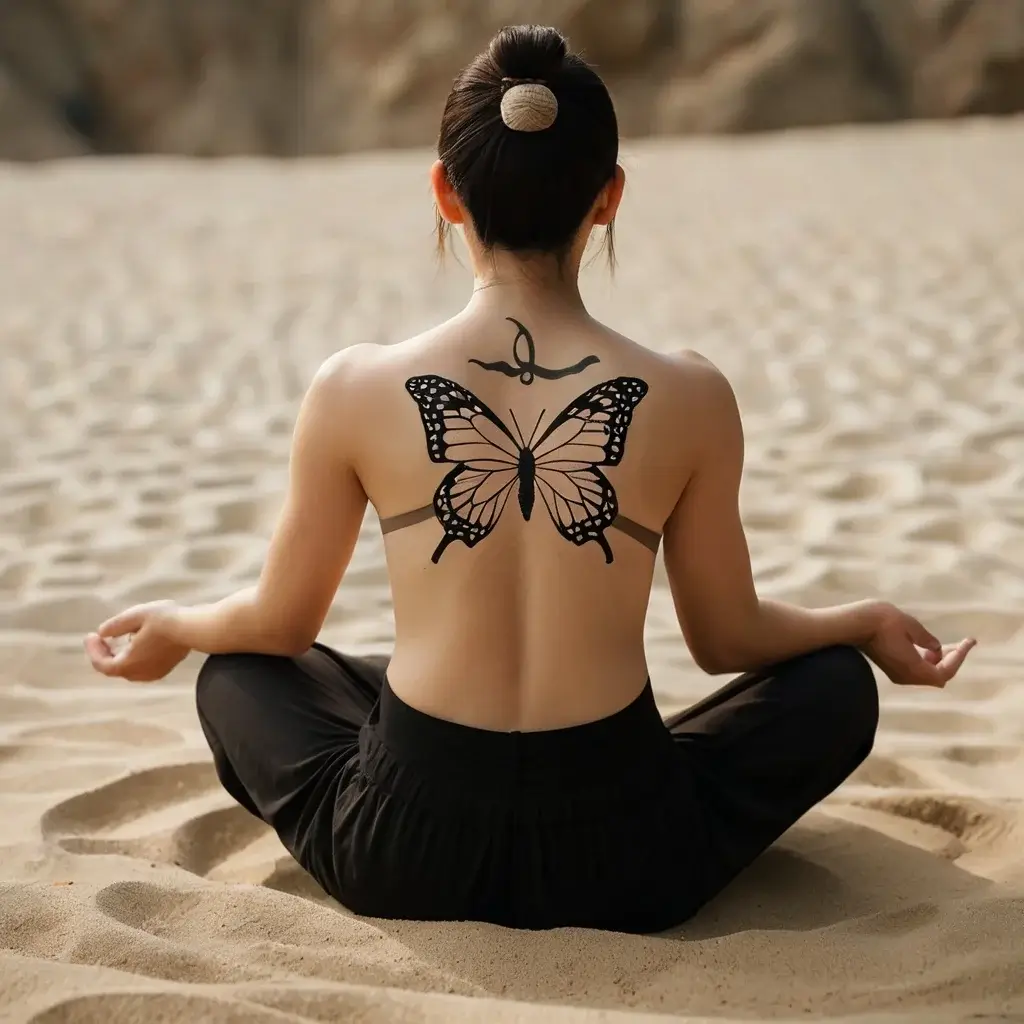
[[665, 645, 879, 905], [194, 643, 388, 887]]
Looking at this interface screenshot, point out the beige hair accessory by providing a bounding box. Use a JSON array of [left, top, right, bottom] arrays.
[[500, 80, 558, 132]]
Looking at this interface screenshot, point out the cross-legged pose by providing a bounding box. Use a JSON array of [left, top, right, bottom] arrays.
[[86, 24, 975, 933]]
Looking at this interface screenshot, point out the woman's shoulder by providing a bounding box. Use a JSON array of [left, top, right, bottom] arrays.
[[593, 325, 732, 384], [612, 342, 737, 411], [656, 346, 728, 381], [311, 330, 438, 391]]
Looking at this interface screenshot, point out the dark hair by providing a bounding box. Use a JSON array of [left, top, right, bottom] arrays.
[[436, 25, 619, 267]]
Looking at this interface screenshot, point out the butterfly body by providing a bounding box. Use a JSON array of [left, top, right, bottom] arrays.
[[517, 447, 536, 520], [405, 374, 648, 564]]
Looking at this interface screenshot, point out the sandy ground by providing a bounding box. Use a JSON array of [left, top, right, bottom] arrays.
[[0, 120, 1022, 1023]]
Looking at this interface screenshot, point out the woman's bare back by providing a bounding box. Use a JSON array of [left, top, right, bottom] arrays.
[[343, 304, 703, 730]]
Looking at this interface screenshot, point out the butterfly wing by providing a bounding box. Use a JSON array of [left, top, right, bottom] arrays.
[[431, 464, 518, 562], [405, 375, 522, 466], [533, 464, 619, 561], [530, 377, 649, 563], [405, 375, 522, 561], [532, 376, 649, 467]]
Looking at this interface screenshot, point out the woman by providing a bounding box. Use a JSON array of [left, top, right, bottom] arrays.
[[85, 25, 975, 933]]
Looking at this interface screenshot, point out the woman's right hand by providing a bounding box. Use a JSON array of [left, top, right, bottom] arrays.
[[861, 600, 976, 688]]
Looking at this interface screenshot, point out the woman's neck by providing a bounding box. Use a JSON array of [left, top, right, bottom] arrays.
[[465, 249, 586, 318]]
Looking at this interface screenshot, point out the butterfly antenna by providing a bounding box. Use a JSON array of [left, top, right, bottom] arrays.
[[527, 410, 546, 449], [508, 408, 527, 449]]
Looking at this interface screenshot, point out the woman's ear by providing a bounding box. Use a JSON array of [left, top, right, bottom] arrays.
[[431, 160, 465, 226], [592, 164, 625, 227]]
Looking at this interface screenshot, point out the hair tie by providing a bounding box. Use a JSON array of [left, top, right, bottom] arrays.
[[501, 76, 545, 88], [500, 80, 558, 133]]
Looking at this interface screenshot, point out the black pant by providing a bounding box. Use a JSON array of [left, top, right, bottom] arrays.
[[196, 644, 878, 933]]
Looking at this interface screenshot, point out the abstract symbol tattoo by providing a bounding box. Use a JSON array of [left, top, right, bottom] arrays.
[[405, 374, 648, 564], [468, 317, 600, 385]]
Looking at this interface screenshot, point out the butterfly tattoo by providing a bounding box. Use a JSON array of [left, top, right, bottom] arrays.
[[405, 375, 649, 564]]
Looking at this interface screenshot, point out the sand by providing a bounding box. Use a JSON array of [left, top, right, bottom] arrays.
[[1, 120, 1022, 1023]]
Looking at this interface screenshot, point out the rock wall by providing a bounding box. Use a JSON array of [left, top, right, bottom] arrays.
[[0, 0, 1022, 159]]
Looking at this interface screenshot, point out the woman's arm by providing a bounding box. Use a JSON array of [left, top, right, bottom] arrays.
[[168, 350, 367, 655], [662, 356, 973, 684], [89, 350, 369, 675]]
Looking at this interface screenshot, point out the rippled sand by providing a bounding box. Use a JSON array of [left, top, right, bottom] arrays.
[[1, 121, 1022, 1023]]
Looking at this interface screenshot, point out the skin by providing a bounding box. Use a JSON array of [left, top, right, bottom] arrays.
[[85, 160, 976, 731]]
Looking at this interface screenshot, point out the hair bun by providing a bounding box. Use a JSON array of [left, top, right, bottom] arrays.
[[500, 82, 558, 132], [489, 24, 567, 80]]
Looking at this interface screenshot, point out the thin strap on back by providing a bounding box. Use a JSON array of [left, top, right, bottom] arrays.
[[379, 504, 436, 535], [379, 504, 661, 555], [610, 513, 661, 554]]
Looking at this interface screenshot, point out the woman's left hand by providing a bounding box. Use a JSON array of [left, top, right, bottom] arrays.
[[84, 600, 191, 682]]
